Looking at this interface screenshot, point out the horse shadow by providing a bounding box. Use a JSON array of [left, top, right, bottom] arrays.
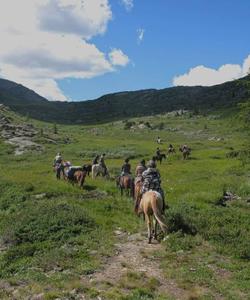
[[83, 185, 97, 191]]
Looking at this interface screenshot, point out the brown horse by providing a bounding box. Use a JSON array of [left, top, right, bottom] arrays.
[[135, 190, 168, 243], [153, 153, 166, 165], [73, 170, 87, 187], [117, 175, 134, 197], [134, 177, 143, 212]]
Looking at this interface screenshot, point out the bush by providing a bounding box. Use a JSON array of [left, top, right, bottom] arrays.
[[165, 203, 198, 235], [1, 202, 96, 246]]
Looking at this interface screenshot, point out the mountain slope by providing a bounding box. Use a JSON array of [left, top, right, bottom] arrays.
[[0, 76, 250, 124]]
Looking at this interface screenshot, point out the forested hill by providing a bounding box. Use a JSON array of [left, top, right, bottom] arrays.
[[0, 76, 250, 124]]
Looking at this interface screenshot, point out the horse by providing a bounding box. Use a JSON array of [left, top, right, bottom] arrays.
[[116, 175, 134, 197], [179, 145, 191, 160], [92, 164, 109, 179], [82, 164, 92, 176], [153, 153, 166, 164], [135, 190, 168, 244], [134, 177, 143, 211], [167, 147, 176, 155], [73, 169, 87, 187]]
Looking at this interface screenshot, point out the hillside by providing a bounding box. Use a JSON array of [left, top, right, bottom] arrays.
[[0, 76, 250, 124]]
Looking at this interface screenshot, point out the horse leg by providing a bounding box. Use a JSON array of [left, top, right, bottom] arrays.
[[145, 214, 152, 244], [153, 218, 158, 240]]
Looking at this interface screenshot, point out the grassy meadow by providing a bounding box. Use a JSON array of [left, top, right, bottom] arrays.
[[0, 110, 249, 299]]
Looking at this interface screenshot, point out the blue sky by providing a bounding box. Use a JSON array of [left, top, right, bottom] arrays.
[[0, 0, 250, 101]]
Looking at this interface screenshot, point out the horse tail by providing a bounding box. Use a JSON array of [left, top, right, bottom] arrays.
[[152, 193, 168, 233], [130, 178, 135, 198], [92, 165, 95, 179]]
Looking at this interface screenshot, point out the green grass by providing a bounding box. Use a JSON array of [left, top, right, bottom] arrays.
[[0, 110, 249, 299]]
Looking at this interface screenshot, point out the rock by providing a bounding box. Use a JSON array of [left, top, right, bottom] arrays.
[[30, 293, 44, 300], [12, 289, 21, 299], [114, 230, 123, 235], [34, 193, 47, 200]]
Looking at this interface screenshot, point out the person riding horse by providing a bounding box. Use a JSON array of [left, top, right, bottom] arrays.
[[135, 159, 146, 178], [140, 160, 166, 212], [156, 147, 161, 158], [99, 153, 108, 176], [53, 152, 63, 179], [121, 158, 132, 177], [54, 152, 62, 166], [92, 155, 99, 165]]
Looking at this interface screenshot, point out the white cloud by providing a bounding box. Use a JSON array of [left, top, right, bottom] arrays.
[[0, 0, 129, 101], [137, 28, 145, 44], [121, 0, 133, 11], [109, 49, 130, 67], [173, 54, 250, 87]]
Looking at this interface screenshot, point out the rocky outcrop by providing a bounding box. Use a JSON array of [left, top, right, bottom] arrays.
[[0, 104, 43, 155]]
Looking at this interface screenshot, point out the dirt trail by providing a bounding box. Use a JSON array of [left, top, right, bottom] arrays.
[[87, 231, 189, 300]]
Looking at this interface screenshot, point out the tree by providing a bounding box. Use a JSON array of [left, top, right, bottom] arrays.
[[238, 101, 250, 128], [53, 123, 58, 134]]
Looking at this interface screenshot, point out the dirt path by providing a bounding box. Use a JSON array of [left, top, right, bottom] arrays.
[[86, 231, 189, 300]]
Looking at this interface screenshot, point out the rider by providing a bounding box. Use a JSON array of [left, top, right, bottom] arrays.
[[54, 152, 62, 165], [99, 153, 108, 175], [156, 147, 161, 158], [135, 159, 146, 177], [141, 160, 166, 212], [121, 158, 131, 176], [92, 154, 99, 165]]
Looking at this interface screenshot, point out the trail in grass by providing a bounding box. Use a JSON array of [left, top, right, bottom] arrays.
[[86, 231, 188, 299]]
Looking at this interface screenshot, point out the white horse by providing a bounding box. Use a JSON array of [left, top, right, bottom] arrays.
[[92, 164, 109, 179]]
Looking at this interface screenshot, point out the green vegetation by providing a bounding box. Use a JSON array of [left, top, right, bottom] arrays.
[[0, 105, 249, 299], [1, 75, 250, 124]]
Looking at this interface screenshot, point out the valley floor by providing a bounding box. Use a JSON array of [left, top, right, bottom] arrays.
[[0, 111, 249, 299]]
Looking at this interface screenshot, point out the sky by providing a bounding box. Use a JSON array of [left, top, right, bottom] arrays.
[[0, 0, 250, 101]]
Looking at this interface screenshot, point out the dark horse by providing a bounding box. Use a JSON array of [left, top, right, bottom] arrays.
[[116, 175, 134, 197], [82, 164, 92, 176], [179, 145, 191, 160], [153, 154, 166, 165]]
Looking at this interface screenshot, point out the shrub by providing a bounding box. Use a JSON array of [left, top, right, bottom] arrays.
[[165, 203, 198, 235], [1, 202, 96, 246]]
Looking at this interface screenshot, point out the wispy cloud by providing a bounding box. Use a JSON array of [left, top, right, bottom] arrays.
[[121, 0, 134, 11], [173, 54, 250, 87], [137, 28, 145, 44]]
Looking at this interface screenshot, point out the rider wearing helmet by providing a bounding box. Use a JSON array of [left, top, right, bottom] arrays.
[[53, 152, 63, 167]]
